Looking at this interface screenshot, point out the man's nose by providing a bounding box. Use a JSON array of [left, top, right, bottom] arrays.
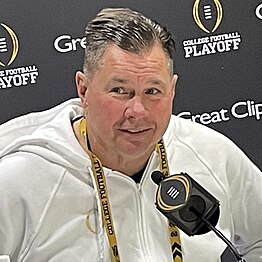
[[124, 96, 149, 119]]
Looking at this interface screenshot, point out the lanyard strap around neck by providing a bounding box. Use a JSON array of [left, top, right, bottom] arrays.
[[79, 118, 182, 261], [80, 118, 120, 262], [156, 141, 183, 262]]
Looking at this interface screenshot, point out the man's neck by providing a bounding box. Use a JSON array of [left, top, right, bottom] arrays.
[[72, 119, 151, 176], [97, 152, 149, 176]]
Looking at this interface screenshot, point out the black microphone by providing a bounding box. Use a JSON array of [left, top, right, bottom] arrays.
[[151, 171, 246, 262]]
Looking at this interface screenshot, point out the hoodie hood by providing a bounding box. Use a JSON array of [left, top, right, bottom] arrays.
[[0, 98, 90, 173]]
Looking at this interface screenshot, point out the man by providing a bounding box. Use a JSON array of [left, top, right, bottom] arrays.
[[0, 7, 261, 262]]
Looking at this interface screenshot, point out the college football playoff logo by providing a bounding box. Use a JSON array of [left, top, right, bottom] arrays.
[[0, 23, 19, 67], [193, 0, 223, 33]]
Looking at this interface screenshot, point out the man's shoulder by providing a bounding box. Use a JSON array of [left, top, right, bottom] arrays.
[[166, 115, 231, 147], [0, 98, 82, 151], [0, 150, 64, 191]]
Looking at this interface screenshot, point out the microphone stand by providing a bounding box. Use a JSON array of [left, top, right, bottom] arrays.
[[190, 207, 246, 262]]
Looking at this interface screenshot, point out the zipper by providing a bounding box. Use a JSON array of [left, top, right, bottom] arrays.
[[134, 151, 159, 262], [135, 182, 151, 262], [97, 152, 160, 261]]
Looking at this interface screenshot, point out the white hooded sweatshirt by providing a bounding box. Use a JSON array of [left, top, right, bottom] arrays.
[[0, 99, 261, 262]]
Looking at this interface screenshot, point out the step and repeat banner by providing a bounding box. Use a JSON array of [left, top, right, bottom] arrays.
[[0, 0, 261, 169]]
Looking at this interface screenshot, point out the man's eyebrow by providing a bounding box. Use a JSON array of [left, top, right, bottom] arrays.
[[146, 79, 166, 86], [110, 77, 165, 86], [149, 79, 163, 85], [111, 77, 129, 84]]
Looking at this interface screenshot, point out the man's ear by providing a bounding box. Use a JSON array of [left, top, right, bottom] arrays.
[[171, 74, 178, 99], [75, 71, 89, 103]]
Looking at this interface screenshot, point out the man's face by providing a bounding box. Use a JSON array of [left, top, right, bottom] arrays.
[[76, 44, 177, 159]]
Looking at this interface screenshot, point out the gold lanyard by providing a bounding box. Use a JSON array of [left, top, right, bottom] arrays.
[[80, 118, 182, 262], [80, 118, 120, 262], [156, 141, 183, 262]]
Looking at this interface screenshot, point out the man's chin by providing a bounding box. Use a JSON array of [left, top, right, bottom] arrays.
[[116, 141, 155, 156]]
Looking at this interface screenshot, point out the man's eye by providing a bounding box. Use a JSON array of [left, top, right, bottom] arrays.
[[145, 88, 161, 95], [110, 87, 126, 94]]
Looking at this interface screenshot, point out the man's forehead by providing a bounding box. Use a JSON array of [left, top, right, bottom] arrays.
[[102, 43, 168, 61]]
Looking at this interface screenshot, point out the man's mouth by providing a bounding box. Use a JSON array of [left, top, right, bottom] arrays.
[[119, 128, 150, 134]]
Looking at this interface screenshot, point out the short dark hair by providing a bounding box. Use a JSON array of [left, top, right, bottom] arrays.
[[83, 7, 175, 77]]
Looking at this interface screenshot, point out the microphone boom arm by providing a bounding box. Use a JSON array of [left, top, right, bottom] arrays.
[[190, 207, 246, 262]]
